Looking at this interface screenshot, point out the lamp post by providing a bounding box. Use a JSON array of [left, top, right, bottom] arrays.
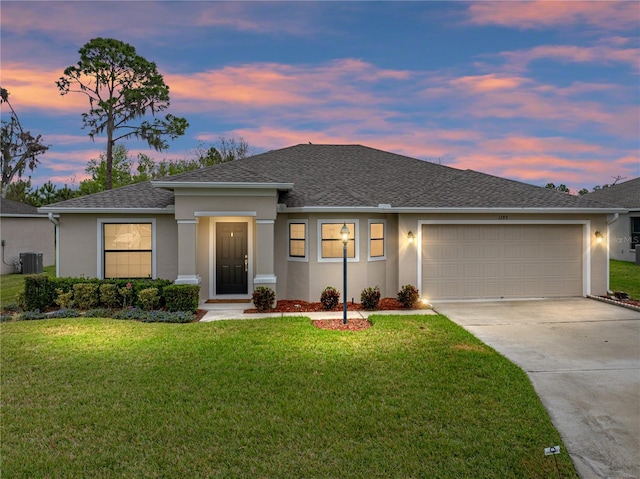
[[340, 222, 350, 325]]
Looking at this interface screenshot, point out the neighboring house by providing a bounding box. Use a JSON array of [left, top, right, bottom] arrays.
[[39, 144, 624, 303], [584, 177, 640, 263], [0, 198, 55, 275]]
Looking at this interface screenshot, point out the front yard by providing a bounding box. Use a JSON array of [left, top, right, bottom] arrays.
[[1, 315, 577, 478]]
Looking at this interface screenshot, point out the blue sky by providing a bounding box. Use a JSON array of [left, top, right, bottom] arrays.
[[1, 1, 638, 192]]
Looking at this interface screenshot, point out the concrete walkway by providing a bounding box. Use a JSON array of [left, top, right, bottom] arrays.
[[199, 303, 436, 321], [432, 298, 640, 479]]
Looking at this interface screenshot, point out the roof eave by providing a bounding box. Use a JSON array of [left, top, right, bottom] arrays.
[[37, 206, 176, 215], [152, 181, 294, 190], [277, 205, 629, 214]]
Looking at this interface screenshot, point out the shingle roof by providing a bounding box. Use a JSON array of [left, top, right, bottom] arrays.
[[583, 177, 640, 209], [41, 180, 175, 210], [0, 198, 41, 216], [42, 144, 621, 211]]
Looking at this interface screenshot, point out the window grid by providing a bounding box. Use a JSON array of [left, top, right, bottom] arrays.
[[321, 222, 355, 259], [369, 222, 385, 258], [103, 223, 152, 279], [289, 222, 306, 258], [632, 218, 640, 250]]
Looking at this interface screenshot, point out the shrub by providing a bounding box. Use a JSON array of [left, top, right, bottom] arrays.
[[320, 286, 340, 310], [252, 286, 275, 312], [397, 284, 419, 309], [138, 287, 160, 311], [99, 283, 120, 309], [111, 308, 194, 323], [2, 302, 21, 313], [73, 283, 99, 310], [119, 283, 135, 308], [164, 284, 200, 313], [360, 286, 381, 311], [1, 314, 14, 323], [84, 308, 112, 318], [24, 275, 54, 311], [14, 291, 26, 310], [54, 288, 74, 309]]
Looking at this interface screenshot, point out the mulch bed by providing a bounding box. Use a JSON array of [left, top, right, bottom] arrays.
[[244, 297, 407, 314], [312, 318, 372, 331]]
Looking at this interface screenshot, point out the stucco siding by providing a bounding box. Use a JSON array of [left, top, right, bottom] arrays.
[[608, 213, 639, 262], [0, 216, 55, 275], [58, 214, 177, 280]]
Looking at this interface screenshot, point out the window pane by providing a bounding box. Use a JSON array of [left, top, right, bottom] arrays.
[[105, 252, 152, 278], [104, 223, 152, 251], [289, 239, 305, 257], [290, 223, 306, 240], [371, 239, 384, 257], [370, 223, 384, 239], [322, 240, 343, 258], [322, 223, 354, 240]]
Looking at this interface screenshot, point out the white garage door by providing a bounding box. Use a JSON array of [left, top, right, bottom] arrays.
[[421, 224, 583, 300]]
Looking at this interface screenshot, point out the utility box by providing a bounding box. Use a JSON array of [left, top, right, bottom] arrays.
[[20, 252, 43, 274]]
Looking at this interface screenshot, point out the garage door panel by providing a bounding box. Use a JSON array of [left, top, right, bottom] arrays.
[[422, 224, 583, 300]]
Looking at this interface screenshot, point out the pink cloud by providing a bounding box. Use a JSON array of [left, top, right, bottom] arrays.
[[1, 63, 87, 113], [465, 1, 639, 31], [501, 44, 640, 71], [450, 74, 529, 92]]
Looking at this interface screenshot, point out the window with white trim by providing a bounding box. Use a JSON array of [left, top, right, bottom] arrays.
[[288, 221, 308, 260], [369, 221, 385, 260], [103, 223, 152, 278], [318, 220, 358, 261]]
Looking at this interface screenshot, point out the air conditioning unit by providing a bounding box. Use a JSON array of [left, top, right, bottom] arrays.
[[20, 252, 43, 274]]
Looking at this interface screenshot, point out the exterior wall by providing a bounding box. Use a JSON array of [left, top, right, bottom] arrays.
[[398, 212, 610, 299], [274, 213, 399, 302], [178, 189, 279, 301], [57, 213, 177, 280], [608, 213, 639, 262], [0, 216, 55, 275]]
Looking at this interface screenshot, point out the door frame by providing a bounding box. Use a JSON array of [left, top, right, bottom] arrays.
[[209, 217, 254, 300]]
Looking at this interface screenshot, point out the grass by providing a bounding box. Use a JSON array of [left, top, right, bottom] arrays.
[[0, 265, 55, 308], [609, 259, 640, 299], [1, 315, 577, 478]]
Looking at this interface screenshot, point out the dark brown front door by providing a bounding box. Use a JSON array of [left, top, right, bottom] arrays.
[[216, 222, 248, 295]]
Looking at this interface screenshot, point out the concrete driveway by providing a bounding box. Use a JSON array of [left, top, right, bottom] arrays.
[[432, 298, 640, 479]]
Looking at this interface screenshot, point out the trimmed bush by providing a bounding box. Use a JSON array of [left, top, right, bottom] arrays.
[[73, 283, 99, 310], [138, 287, 160, 311], [397, 284, 419, 309], [252, 287, 275, 312], [99, 283, 120, 309], [24, 275, 53, 311], [164, 284, 200, 313], [360, 286, 381, 311], [320, 286, 340, 310], [54, 288, 74, 309]]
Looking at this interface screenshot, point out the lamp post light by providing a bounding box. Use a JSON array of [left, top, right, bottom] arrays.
[[340, 222, 350, 325]]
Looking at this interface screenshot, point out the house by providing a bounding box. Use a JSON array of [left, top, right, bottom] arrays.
[[584, 177, 640, 263], [1, 198, 55, 275], [39, 144, 624, 303]]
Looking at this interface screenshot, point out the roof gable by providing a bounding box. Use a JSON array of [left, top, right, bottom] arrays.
[[0, 198, 41, 216]]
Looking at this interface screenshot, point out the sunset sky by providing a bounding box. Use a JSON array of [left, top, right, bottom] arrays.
[[1, 1, 638, 192]]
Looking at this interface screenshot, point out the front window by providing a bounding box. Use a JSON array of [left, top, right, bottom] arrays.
[[320, 221, 356, 260], [288, 222, 307, 259], [369, 221, 385, 259], [103, 223, 152, 278], [632, 218, 640, 250]]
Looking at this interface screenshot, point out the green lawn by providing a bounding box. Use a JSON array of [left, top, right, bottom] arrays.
[[0, 265, 55, 308], [1, 315, 577, 478], [609, 259, 640, 299]]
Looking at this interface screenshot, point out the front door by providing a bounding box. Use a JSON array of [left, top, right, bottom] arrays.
[[216, 222, 248, 295]]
